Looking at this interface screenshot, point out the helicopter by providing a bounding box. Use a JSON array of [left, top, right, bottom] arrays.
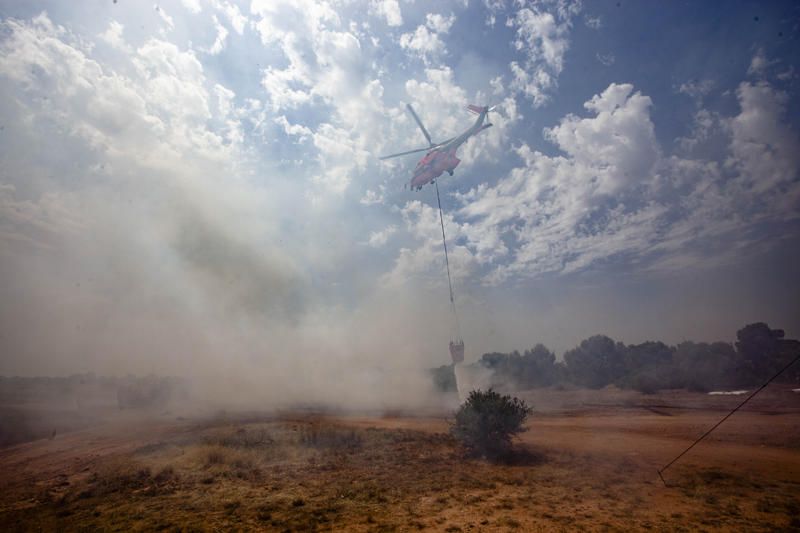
[[380, 103, 495, 190]]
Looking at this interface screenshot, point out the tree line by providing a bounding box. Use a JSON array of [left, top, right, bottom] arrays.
[[432, 322, 800, 393]]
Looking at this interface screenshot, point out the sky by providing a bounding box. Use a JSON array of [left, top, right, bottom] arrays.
[[0, 0, 798, 395]]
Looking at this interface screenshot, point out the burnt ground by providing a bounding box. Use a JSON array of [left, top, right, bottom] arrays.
[[0, 385, 798, 531]]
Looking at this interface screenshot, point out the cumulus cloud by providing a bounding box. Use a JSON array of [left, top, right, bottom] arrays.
[[312, 123, 370, 193], [546, 83, 659, 195], [251, 0, 337, 111], [777, 66, 796, 81], [426, 13, 456, 34], [181, 0, 202, 14], [747, 47, 777, 77], [250, 0, 409, 196], [676, 108, 719, 152], [584, 15, 601, 29], [404, 67, 469, 136], [154, 5, 175, 31], [99, 20, 131, 53], [274, 115, 312, 141], [207, 15, 229, 55], [676, 80, 717, 151], [211, 0, 247, 34], [360, 189, 385, 206], [390, 77, 799, 285], [678, 79, 714, 100], [370, 0, 403, 27], [507, 0, 580, 107], [726, 81, 800, 202], [384, 199, 479, 288], [452, 84, 661, 282], [367, 225, 397, 247], [399, 13, 456, 65], [596, 52, 614, 66]]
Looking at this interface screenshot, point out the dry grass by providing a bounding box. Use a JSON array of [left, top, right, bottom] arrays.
[[1, 392, 799, 531]]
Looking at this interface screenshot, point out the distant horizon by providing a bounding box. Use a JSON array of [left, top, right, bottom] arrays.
[[2, 318, 795, 379]]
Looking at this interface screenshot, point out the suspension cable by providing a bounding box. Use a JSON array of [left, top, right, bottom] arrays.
[[435, 180, 455, 305], [434, 180, 462, 340]]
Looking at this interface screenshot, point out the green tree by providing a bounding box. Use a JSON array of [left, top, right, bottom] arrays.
[[521, 344, 558, 388], [450, 389, 532, 460], [624, 341, 673, 373], [672, 341, 737, 391], [735, 323, 800, 384], [619, 341, 676, 393], [564, 335, 627, 388]]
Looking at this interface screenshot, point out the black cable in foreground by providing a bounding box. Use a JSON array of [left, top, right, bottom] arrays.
[[657, 351, 800, 487]]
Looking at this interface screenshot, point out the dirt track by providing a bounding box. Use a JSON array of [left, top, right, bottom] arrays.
[[0, 387, 798, 531]]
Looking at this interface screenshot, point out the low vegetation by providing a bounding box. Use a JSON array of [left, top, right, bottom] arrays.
[[3, 410, 798, 531], [451, 389, 532, 460]]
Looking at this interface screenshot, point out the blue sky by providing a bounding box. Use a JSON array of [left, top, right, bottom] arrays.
[[0, 0, 798, 389]]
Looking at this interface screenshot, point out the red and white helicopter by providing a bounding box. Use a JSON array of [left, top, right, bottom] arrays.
[[380, 103, 495, 190]]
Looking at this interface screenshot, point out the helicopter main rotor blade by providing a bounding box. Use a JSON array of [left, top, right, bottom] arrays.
[[379, 146, 431, 160], [436, 136, 455, 148], [406, 103, 433, 147], [379, 136, 457, 160]]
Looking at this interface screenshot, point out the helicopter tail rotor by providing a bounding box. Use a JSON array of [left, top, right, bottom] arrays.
[[467, 104, 498, 115]]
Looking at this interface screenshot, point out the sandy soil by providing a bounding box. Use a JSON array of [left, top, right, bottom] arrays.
[[0, 385, 798, 531]]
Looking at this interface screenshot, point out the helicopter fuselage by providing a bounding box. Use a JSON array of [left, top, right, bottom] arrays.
[[408, 114, 493, 190], [381, 104, 494, 190], [410, 148, 461, 190]]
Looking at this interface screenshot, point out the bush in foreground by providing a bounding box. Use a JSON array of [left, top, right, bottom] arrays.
[[450, 389, 532, 460]]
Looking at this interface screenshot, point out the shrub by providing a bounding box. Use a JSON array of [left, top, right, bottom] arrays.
[[450, 389, 532, 460]]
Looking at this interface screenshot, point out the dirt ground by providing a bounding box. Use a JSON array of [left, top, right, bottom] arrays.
[[0, 385, 798, 531]]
